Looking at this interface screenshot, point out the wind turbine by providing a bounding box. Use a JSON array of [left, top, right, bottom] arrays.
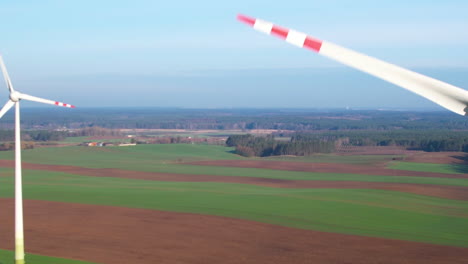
[[0, 55, 75, 264], [237, 14, 468, 116]]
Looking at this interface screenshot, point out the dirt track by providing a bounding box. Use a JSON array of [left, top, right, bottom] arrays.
[[404, 151, 468, 164], [1, 160, 468, 200], [0, 199, 467, 264]]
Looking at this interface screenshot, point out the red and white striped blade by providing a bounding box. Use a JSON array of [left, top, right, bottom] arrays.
[[0, 55, 15, 92], [237, 14, 322, 52], [0, 100, 14, 119], [19, 93, 75, 108], [237, 14, 468, 116]]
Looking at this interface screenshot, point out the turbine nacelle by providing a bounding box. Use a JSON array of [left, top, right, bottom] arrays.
[[9, 91, 21, 102], [0, 55, 75, 116]]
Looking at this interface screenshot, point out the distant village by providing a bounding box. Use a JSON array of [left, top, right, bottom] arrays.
[[81, 142, 137, 147], [80, 135, 225, 147]]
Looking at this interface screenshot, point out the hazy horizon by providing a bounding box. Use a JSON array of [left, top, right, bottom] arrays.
[[1, 1, 467, 111], [12, 66, 467, 111]]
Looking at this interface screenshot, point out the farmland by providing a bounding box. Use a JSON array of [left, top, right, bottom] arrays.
[[0, 143, 467, 263]]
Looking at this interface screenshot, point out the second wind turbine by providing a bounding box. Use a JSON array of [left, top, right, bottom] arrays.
[[0, 55, 75, 264]]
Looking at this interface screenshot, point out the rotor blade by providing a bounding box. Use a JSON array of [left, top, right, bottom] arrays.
[[0, 100, 15, 119], [18, 93, 75, 108], [237, 14, 468, 116], [0, 55, 15, 92]]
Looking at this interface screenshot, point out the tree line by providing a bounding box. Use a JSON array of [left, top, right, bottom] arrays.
[[70, 127, 122, 137], [226, 134, 335, 157], [5, 108, 468, 131], [0, 130, 69, 142], [227, 130, 468, 157], [0, 127, 122, 142], [0, 142, 35, 151], [275, 130, 468, 152]]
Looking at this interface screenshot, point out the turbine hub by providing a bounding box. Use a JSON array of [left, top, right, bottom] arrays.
[[9, 91, 21, 102]]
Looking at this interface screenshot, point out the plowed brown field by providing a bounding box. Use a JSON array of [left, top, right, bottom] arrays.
[[0, 199, 467, 264]]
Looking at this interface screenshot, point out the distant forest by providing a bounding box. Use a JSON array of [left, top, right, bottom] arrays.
[[227, 134, 335, 157], [295, 130, 468, 152], [228, 130, 468, 157], [1, 108, 468, 154], [1, 108, 468, 131]]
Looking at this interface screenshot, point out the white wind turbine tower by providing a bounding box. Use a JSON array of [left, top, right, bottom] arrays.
[[0, 55, 75, 264], [237, 14, 468, 116]]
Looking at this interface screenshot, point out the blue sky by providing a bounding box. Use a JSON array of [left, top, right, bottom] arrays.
[[0, 0, 467, 109]]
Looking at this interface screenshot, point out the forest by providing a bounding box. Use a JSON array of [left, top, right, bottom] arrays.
[[1, 108, 468, 154], [227, 130, 468, 157], [2, 108, 468, 131], [226, 134, 335, 157]]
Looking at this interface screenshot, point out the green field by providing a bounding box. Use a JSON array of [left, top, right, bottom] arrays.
[[0, 168, 467, 247], [0, 249, 98, 264], [11, 144, 242, 167], [1, 145, 467, 187], [2, 144, 400, 167], [0, 143, 467, 263], [13, 144, 466, 175], [389, 161, 466, 174]]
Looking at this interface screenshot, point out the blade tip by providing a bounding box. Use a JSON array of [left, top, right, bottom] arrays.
[[237, 14, 256, 26], [55, 101, 76, 108]]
